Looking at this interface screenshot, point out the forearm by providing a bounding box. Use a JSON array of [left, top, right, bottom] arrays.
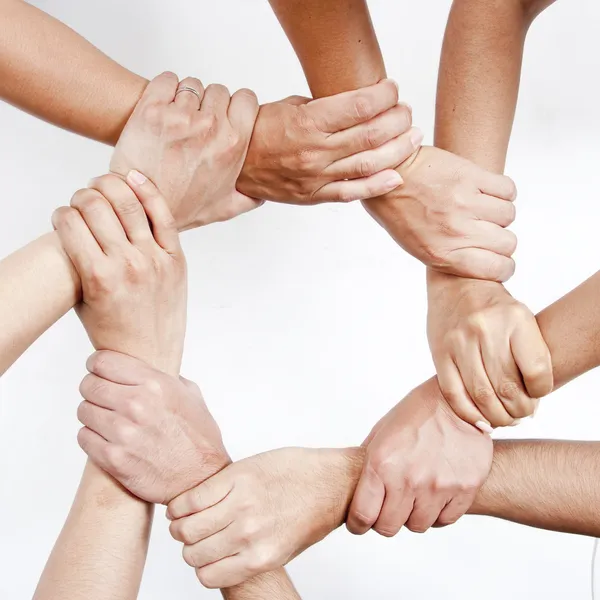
[[0, 0, 147, 145], [470, 440, 600, 537], [268, 0, 385, 97], [435, 0, 554, 173], [33, 462, 153, 600], [222, 570, 301, 600], [0, 232, 80, 375], [536, 270, 600, 391]]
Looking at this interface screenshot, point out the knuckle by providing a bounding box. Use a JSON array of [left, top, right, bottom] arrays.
[[239, 518, 261, 544], [143, 377, 163, 398], [247, 545, 277, 573], [182, 545, 197, 568], [126, 397, 148, 424], [104, 444, 127, 473], [115, 420, 137, 445], [72, 188, 105, 212], [358, 157, 377, 177], [498, 380, 522, 400], [472, 387, 496, 407], [353, 96, 373, 121], [196, 568, 219, 589], [373, 524, 399, 538], [362, 125, 381, 149]]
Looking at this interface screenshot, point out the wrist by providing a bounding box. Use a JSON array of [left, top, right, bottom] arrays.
[[468, 440, 509, 516]]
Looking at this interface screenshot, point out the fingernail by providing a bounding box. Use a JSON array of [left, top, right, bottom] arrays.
[[165, 509, 173, 521], [410, 127, 424, 147], [127, 170, 147, 186], [398, 101, 412, 115], [475, 420, 494, 434], [531, 400, 540, 418], [384, 172, 403, 189], [510, 419, 522, 427]]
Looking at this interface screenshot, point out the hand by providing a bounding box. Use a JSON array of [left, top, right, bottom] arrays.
[[347, 377, 493, 537], [110, 72, 260, 231], [363, 146, 518, 281], [52, 173, 186, 374], [166, 448, 362, 589], [427, 271, 553, 429], [76, 351, 229, 505], [237, 80, 420, 203]]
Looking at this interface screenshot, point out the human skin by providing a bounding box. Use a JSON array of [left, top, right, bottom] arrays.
[[78, 265, 600, 587], [265, 0, 551, 535], [33, 175, 184, 600], [0, 0, 418, 204]]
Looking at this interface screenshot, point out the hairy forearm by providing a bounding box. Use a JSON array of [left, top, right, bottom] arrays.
[[470, 440, 600, 536], [0, 0, 147, 145], [268, 0, 385, 97], [0, 232, 80, 375], [33, 462, 153, 600], [222, 570, 301, 600]]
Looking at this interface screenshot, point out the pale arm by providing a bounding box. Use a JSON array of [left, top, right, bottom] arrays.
[[0, 0, 147, 145], [435, 0, 557, 173], [0, 232, 79, 375]]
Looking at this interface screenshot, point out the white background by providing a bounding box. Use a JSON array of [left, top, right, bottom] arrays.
[[1, 0, 599, 598]]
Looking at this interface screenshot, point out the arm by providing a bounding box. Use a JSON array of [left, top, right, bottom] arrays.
[[470, 439, 600, 536], [0, 0, 411, 205], [435, 0, 557, 173], [0, 233, 79, 375]]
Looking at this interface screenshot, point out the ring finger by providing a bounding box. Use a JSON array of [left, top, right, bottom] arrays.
[[174, 77, 205, 112]]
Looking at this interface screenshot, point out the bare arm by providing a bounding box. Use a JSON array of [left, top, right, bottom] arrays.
[[268, 0, 386, 96], [435, 0, 556, 173], [0, 232, 79, 375], [0, 0, 147, 145]]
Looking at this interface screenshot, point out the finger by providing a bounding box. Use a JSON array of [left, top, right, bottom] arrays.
[[174, 77, 205, 111], [169, 500, 233, 544], [88, 174, 153, 248], [372, 490, 414, 537], [464, 220, 518, 258], [167, 474, 234, 520], [125, 170, 180, 253], [182, 527, 239, 569], [455, 344, 515, 427], [280, 95, 310, 106], [474, 195, 516, 228], [477, 171, 518, 202], [307, 78, 400, 133], [227, 88, 259, 142], [346, 466, 385, 535], [79, 373, 128, 410], [435, 493, 476, 527], [199, 84, 231, 121], [511, 320, 554, 398], [480, 338, 535, 420], [135, 71, 179, 109], [86, 350, 157, 386], [405, 494, 448, 534], [70, 188, 128, 255], [195, 555, 254, 590], [439, 248, 516, 282], [329, 104, 414, 158], [435, 358, 492, 432], [77, 401, 125, 444], [324, 127, 422, 180], [51, 205, 104, 275], [77, 427, 111, 466], [313, 169, 403, 203]]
